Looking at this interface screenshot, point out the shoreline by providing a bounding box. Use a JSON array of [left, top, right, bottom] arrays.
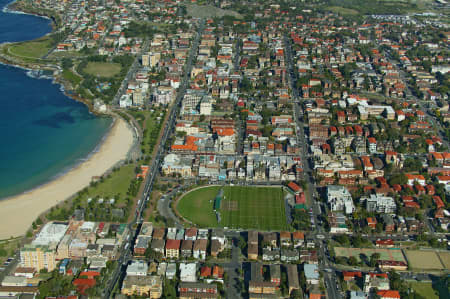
[[0, 1, 138, 239], [0, 116, 135, 239], [0, 115, 114, 202]]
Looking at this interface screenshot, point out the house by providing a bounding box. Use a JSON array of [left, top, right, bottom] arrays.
[[248, 282, 277, 295], [327, 185, 355, 214], [280, 232, 292, 247], [375, 239, 394, 248], [181, 240, 193, 258], [382, 214, 395, 233], [281, 249, 299, 262], [165, 239, 180, 259], [193, 239, 207, 260], [350, 291, 367, 299], [200, 266, 211, 278], [180, 263, 197, 282], [365, 194, 396, 213], [405, 174, 426, 186], [262, 248, 280, 261], [14, 267, 36, 279], [73, 278, 96, 295], [304, 264, 319, 285], [165, 263, 176, 280], [364, 273, 389, 292], [292, 232, 305, 248], [151, 239, 165, 255], [367, 217, 377, 229], [262, 232, 278, 248], [121, 275, 162, 298], [286, 264, 300, 295], [211, 229, 226, 247], [185, 228, 198, 241], [343, 271, 362, 281], [209, 265, 222, 279], [378, 260, 408, 271], [377, 290, 401, 299], [126, 261, 148, 276], [270, 264, 281, 286], [248, 243, 259, 260], [178, 282, 218, 298], [210, 240, 222, 257], [288, 182, 302, 194]]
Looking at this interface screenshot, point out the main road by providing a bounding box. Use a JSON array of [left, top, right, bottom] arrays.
[[102, 19, 205, 298], [284, 34, 341, 299]]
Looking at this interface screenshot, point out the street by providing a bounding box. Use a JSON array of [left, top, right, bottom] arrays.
[[102, 19, 206, 298]]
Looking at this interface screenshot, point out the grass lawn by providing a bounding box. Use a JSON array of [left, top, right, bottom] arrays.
[[328, 6, 359, 15], [62, 69, 82, 86], [0, 238, 21, 264], [128, 108, 165, 158], [79, 164, 136, 206], [405, 250, 444, 270], [177, 186, 287, 230], [410, 282, 439, 299], [8, 37, 52, 58], [221, 186, 287, 231], [177, 186, 221, 227], [47, 51, 82, 59], [84, 62, 121, 78], [335, 247, 406, 263]]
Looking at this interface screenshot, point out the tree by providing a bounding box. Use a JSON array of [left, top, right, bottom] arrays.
[[290, 289, 303, 299], [335, 235, 350, 246], [61, 58, 73, 69], [370, 253, 381, 267], [388, 173, 407, 186], [348, 256, 358, 266], [144, 247, 163, 261], [237, 236, 247, 251]]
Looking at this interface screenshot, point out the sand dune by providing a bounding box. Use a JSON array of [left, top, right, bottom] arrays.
[[0, 117, 134, 239]]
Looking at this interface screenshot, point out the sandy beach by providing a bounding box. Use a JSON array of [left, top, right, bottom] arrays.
[[0, 117, 134, 239]]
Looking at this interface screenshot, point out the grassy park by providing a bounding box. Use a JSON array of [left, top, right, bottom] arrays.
[[176, 186, 287, 230], [62, 69, 82, 86], [84, 61, 121, 78], [334, 247, 407, 263], [404, 250, 447, 270], [177, 186, 221, 227], [7, 37, 52, 59], [45, 163, 141, 222], [410, 282, 439, 299]]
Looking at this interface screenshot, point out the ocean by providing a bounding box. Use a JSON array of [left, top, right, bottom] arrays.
[[0, 0, 112, 199]]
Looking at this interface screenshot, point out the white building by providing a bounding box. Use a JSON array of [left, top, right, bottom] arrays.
[[327, 185, 355, 214], [32, 222, 68, 247], [365, 194, 396, 213], [179, 263, 197, 282], [304, 264, 319, 285], [126, 260, 148, 276]]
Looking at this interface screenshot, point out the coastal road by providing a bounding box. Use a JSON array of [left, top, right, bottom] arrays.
[[102, 19, 205, 298]]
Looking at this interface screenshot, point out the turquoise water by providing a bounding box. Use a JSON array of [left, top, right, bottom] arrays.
[[0, 0, 112, 198]]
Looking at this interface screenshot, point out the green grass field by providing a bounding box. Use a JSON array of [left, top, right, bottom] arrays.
[[177, 186, 287, 230], [328, 6, 359, 15], [62, 69, 82, 86], [221, 186, 287, 230], [177, 186, 221, 227], [79, 164, 136, 206], [334, 247, 406, 263], [410, 282, 439, 299], [8, 37, 52, 59], [405, 250, 445, 270], [84, 62, 121, 78]]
